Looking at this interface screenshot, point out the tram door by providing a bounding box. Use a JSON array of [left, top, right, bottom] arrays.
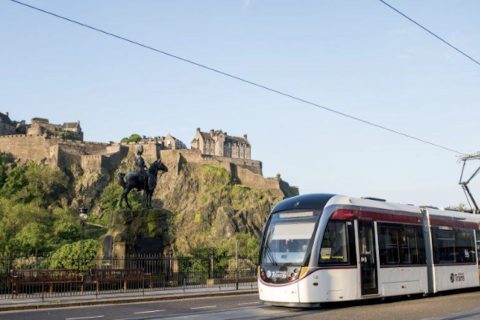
[[358, 221, 378, 295]]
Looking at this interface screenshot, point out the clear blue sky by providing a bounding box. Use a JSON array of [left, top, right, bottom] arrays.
[[1, 0, 479, 208]]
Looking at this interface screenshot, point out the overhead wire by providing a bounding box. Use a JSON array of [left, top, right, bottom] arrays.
[[7, 0, 464, 155], [378, 0, 480, 68]]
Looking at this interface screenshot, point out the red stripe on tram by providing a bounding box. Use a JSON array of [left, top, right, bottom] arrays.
[[429, 216, 479, 229], [331, 208, 422, 224]]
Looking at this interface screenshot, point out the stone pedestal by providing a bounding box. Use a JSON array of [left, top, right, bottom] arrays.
[[97, 208, 173, 262]]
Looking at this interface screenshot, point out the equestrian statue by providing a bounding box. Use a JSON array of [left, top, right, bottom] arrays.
[[117, 145, 168, 209]]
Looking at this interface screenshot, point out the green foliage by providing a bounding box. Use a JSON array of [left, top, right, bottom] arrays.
[[0, 159, 87, 255], [0, 164, 27, 198], [0, 200, 51, 253], [182, 246, 229, 276], [14, 222, 49, 253], [99, 182, 143, 212], [0, 199, 84, 255], [218, 233, 259, 263], [0, 162, 68, 207], [201, 165, 232, 186], [49, 239, 98, 270], [182, 233, 259, 276], [121, 133, 142, 143]]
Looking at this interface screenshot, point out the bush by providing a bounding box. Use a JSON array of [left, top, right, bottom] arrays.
[[49, 239, 98, 271], [0, 162, 68, 207]]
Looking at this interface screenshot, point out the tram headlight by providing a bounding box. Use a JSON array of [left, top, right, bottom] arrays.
[[259, 267, 267, 281]]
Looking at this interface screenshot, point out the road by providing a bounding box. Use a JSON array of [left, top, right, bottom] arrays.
[[1, 290, 480, 320]]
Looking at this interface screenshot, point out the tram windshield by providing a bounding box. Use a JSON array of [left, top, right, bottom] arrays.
[[261, 211, 318, 266]]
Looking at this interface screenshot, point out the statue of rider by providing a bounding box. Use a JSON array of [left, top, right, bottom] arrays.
[[134, 144, 147, 190]]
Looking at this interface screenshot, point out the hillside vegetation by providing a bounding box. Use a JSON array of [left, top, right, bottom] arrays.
[[0, 154, 99, 265], [0, 151, 293, 263]]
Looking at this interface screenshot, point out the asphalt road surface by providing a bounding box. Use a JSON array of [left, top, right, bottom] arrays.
[[1, 290, 480, 320]]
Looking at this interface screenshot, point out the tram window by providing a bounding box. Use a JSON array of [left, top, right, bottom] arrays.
[[432, 227, 476, 264], [431, 227, 455, 264], [378, 223, 425, 266], [455, 229, 475, 263], [319, 221, 355, 265]]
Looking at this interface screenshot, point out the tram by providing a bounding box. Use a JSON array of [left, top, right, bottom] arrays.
[[258, 194, 480, 306]]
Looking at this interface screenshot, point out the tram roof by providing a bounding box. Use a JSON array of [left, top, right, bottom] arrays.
[[329, 195, 422, 215], [272, 193, 480, 223], [272, 193, 336, 213]]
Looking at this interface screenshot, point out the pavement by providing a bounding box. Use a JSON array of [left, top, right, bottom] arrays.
[[0, 283, 258, 312]]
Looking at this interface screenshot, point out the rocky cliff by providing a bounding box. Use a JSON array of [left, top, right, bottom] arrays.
[[88, 148, 298, 257]]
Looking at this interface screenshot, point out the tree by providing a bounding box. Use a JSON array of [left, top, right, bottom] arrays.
[[120, 133, 142, 143]]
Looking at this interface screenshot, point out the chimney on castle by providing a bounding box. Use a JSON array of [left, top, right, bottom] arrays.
[[196, 127, 201, 133], [243, 134, 248, 140], [210, 129, 214, 135]]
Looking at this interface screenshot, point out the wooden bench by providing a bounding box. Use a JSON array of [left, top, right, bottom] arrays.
[[8, 269, 84, 295], [89, 268, 151, 292]]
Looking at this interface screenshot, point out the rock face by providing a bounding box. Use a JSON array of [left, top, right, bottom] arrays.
[[96, 149, 298, 257], [157, 162, 288, 254]]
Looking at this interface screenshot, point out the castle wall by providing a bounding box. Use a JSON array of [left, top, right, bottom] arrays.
[[235, 166, 282, 193], [57, 142, 87, 170], [83, 142, 110, 155], [81, 144, 128, 173], [123, 142, 161, 163], [0, 135, 50, 163], [103, 145, 129, 172], [0, 134, 123, 173], [81, 154, 104, 173], [160, 149, 262, 176]]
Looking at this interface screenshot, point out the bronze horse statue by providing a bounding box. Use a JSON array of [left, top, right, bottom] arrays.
[[117, 160, 168, 209]]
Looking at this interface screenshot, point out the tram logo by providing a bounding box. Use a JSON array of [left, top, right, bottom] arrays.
[[450, 273, 465, 283]]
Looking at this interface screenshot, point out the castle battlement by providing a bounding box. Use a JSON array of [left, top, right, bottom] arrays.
[[0, 134, 44, 139]]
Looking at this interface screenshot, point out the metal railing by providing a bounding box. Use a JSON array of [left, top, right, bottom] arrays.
[[0, 254, 258, 300]]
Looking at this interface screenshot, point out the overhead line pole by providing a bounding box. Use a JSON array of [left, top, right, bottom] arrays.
[[458, 152, 480, 213]]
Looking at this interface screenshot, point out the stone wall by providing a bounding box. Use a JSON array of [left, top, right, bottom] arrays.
[[81, 154, 104, 173], [80, 144, 129, 174], [123, 142, 161, 164], [103, 145, 129, 172], [0, 134, 51, 163]]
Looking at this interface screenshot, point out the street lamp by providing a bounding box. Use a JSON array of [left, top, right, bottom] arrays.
[[79, 206, 88, 270]]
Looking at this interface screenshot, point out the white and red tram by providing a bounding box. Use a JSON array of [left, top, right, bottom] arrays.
[[258, 194, 480, 306]]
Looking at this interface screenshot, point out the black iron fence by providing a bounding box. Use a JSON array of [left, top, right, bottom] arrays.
[[0, 254, 258, 300]]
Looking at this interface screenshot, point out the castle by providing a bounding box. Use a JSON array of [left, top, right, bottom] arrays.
[[191, 128, 251, 160], [0, 113, 297, 195]]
